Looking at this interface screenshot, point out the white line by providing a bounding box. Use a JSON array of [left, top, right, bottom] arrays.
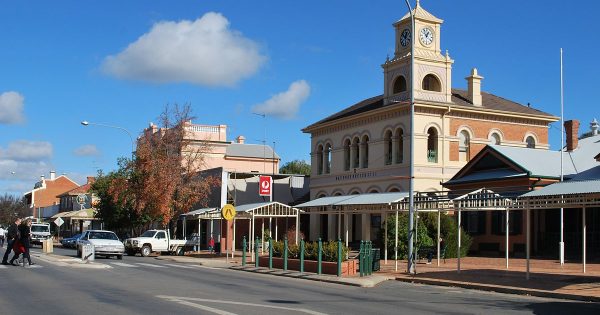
[[25, 265, 43, 269], [163, 263, 196, 269], [157, 296, 328, 315], [135, 262, 166, 268], [169, 299, 237, 315], [0, 265, 6, 269], [111, 262, 138, 267]]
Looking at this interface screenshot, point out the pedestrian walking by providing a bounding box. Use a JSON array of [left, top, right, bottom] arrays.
[[10, 218, 34, 266], [0, 226, 5, 247], [2, 218, 21, 265]]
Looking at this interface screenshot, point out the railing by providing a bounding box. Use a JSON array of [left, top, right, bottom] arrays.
[[184, 124, 221, 134]]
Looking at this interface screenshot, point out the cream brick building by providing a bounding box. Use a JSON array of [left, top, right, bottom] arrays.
[[301, 2, 558, 241]]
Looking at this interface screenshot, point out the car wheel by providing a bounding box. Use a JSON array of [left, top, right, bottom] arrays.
[[117, 255, 123, 260], [141, 245, 152, 257]]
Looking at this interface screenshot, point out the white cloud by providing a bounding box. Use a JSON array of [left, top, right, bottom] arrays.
[[74, 144, 101, 157], [1, 140, 53, 161], [0, 159, 51, 181], [0, 91, 25, 124], [101, 12, 266, 87], [252, 80, 311, 120]]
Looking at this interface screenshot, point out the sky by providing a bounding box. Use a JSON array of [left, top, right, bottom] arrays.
[[1, 0, 599, 195]]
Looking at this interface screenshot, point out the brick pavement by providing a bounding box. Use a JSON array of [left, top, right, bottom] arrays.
[[378, 257, 600, 302]]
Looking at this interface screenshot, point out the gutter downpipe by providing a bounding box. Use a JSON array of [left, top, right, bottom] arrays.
[[405, 0, 416, 275]]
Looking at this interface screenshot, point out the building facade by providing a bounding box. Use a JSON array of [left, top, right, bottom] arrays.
[[301, 3, 558, 242], [23, 171, 79, 220]]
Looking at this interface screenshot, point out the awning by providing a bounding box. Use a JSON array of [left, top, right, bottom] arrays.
[[295, 192, 409, 208], [51, 208, 97, 220], [520, 180, 600, 198], [183, 207, 220, 219]]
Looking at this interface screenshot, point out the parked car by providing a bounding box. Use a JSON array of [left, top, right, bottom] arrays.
[[30, 223, 52, 246], [124, 229, 198, 257], [60, 234, 82, 249], [77, 230, 125, 260]]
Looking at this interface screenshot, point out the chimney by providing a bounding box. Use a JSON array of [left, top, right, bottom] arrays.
[[565, 120, 580, 152], [50, 170, 56, 180], [86, 176, 96, 184], [591, 118, 599, 136], [465, 68, 483, 106], [40, 174, 45, 181], [236, 135, 246, 144]]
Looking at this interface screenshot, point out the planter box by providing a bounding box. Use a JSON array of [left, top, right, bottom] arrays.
[[258, 256, 357, 276]]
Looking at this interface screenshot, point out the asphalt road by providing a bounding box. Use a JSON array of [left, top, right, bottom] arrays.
[[0, 246, 598, 315]]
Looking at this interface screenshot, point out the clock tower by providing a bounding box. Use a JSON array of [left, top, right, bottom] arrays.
[[383, 0, 453, 104]]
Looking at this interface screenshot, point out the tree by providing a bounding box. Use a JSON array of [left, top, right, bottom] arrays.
[[0, 194, 29, 226], [104, 104, 219, 230], [279, 159, 311, 175]]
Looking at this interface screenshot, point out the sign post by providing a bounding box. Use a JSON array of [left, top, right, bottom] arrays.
[[76, 193, 87, 210], [221, 204, 237, 262], [259, 176, 272, 201], [54, 217, 64, 240]]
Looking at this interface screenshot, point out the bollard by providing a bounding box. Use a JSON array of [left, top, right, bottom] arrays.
[[317, 238, 322, 275], [367, 241, 372, 275], [255, 237, 260, 268], [359, 240, 364, 277], [284, 237, 288, 271], [269, 238, 273, 270], [337, 239, 342, 277], [300, 239, 305, 274], [242, 236, 247, 266]]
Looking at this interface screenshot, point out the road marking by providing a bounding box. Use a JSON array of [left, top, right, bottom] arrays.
[[157, 295, 327, 315], [136, 262, 167, 268], [0, 265, 7, 269], [110, 262, 138, 267], [189, 265, 219, 270], [25, 264, 43, 268], [167, 299, 237, 315], [163, 263, 196, 269]]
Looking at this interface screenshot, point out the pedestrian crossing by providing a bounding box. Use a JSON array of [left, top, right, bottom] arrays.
[[1, 260, 207, 271]]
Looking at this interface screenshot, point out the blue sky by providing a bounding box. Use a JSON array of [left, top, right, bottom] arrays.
[[1, 0, 598, 194]]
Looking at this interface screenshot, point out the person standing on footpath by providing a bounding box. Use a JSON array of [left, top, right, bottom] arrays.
[[2, 217, 21, 265]]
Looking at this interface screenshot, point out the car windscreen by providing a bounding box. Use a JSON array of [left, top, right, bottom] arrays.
[[31, 225, 49, 233], [140, 230, 156, 237], [89, 232, 119, 240]]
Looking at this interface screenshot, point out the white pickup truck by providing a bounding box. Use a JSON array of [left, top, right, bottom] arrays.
[[124, 230, 199, 257], [30, 223, 52, 246]]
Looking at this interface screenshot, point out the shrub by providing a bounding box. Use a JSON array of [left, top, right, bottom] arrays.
[[270, 239, 349, 262]]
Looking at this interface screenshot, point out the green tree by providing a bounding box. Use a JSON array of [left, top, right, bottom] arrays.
[[279, 159, 311, 175], [420, 212, 472, 258]]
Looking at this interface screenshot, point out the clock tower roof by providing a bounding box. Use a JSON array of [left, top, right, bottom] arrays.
[[396, 0, 443, 24]]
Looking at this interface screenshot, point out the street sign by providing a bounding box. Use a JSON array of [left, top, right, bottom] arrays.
[[76, 193, 87, 205], [221, 204, 236, 221], [259, 176, 272, 196], [54, 217, 64, 227]]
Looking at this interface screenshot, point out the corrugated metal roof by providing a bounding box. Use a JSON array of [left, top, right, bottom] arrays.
[[226, 143, 280, 159], [521, 180, 600, 197], [234, 201, 294, 213], [184, 207, 218, 217], [296, 192, 409, 207], [490, 145, 578, 178]]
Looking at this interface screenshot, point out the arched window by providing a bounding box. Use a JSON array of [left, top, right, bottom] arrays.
[[384, 130, 393, 165], [489, 133, 501, 145], [361, 135, 369, 168], [459, 130, 470, 162], [324, 143, 332, 174], [395, 128, 404, 163], [343, 139, 351, 171], [352, 137, 360, 168], [422, 74, 441, 92], [393, 76, 407, 93], [427, 127, 438, 163], [526, 136, 536, 149], [316, 144, 324, 175]]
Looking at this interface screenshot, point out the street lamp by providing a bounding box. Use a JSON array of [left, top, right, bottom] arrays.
[[404, 0, 416, 275], [80, 120, 135, 156]]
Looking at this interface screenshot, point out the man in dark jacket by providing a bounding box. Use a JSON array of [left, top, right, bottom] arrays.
[[2, 217, 21, 265]]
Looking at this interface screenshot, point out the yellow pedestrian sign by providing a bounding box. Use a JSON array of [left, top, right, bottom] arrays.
[[221, 204, 236, 221]]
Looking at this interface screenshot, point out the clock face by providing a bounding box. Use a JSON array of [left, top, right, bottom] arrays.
[[419, 27, 434, 46], [400, 29, 411, 47]]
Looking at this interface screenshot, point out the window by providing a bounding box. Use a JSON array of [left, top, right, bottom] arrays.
[[361, 135, 369, 168], [343, 139, 351, 171], [422, 74, 441, 92], [489, 133, 501, 145], [316, 145, 324, 175], [491, 211, 522, 235], [324, 143, 332, 174], [427, 127, 438, 163], [156, 232, 166, 239], [526, 136, 536, 149], [393, 76, 407, 93], [459, 130, 470, 162], [352, 138, 360, 168], [461, 211, 486, 235], [395, 128, 404, 163], [384, 131, 393, 165]]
